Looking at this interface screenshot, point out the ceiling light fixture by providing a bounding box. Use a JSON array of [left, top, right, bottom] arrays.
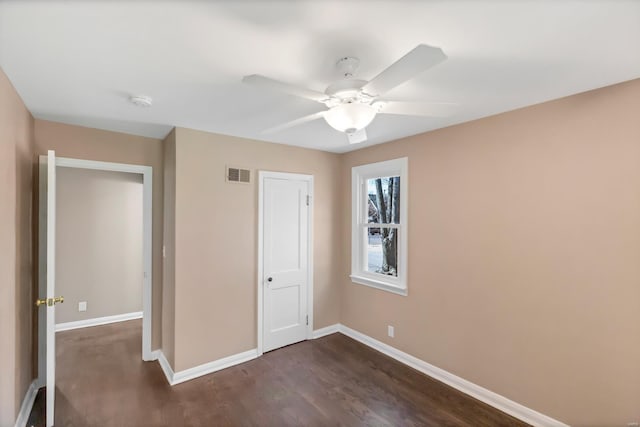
[[129, 95, 153, 107], [323, 103, 377, 133], [243, 44, 449, 144]]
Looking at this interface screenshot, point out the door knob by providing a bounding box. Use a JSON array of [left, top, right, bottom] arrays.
[[267, 277, 273, 282], [35, 296, 65, 307]]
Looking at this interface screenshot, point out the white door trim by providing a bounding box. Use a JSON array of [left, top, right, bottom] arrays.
[[50, 156, 153, 361], [257, 171, 314, 356]]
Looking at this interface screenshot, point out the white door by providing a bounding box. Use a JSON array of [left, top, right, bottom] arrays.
[[37, 150, 60, 427], [262, 174, 311, 352]]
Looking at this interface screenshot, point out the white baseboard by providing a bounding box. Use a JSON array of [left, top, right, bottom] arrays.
[[149, 349, 160, 361], [152, 323, 564, 426], [14, 380, 39, 427], [155, 350, 175, 385], [55, 311, 143, 332], [312, 323, 340, 339], [155, 348, 259, 386], [338, 324, 568, 427]]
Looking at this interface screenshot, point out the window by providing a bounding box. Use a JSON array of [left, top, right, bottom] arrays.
[[351, 157, 408, 295]]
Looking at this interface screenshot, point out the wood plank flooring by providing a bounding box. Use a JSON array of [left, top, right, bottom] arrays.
[[28, 320, 528, 426]]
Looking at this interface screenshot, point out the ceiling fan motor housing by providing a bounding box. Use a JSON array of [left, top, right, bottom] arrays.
[[324, 79, 367, 100]]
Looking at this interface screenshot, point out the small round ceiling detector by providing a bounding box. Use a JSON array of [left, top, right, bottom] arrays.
[[129, 95, 153, 107], [336, 57, 360, 78]]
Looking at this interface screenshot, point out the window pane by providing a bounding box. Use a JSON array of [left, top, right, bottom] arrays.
[[367, 176, 400, 224], [367, 227, 398, 277]]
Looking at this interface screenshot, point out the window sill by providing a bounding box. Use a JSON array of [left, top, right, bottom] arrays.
[[350, 275, 407, 296]]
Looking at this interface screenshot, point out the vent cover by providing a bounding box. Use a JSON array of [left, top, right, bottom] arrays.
[[226, 166, 251, 184]]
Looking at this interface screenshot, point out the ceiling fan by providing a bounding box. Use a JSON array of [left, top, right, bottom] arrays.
[[242, 44, 451, 144]]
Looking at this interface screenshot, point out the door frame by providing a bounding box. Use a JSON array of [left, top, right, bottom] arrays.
[[257, 171, 314, 356], [38, 156, 154, 387]]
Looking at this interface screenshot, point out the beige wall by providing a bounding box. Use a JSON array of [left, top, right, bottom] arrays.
[[169, 127, 342, 371], [0, 67, 35, 426], [55, 168, 143, 324], [34, 120, 164, 349], [162, 129, 176, 367], [340, 78, 640, 426]]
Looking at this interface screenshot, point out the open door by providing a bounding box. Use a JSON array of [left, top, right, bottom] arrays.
[[37, 150, 62, 427]]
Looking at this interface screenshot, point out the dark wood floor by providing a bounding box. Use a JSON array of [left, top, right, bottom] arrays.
[[28, 320, 528, 426]]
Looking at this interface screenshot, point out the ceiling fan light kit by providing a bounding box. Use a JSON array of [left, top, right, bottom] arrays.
[[243, 44, 449, 144], [324, 102, 377, 133]]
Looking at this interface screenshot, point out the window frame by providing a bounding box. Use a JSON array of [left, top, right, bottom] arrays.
[[351, 157, 408, 296]]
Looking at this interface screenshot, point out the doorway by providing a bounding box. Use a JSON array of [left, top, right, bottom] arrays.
[[55, 167, 143, 330], [37, 153, 153, 426], [257, 171, 314, 354]]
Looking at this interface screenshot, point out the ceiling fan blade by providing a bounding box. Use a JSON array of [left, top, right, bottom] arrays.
[[378, 101, 457, 117], [263, 111, 326, 134], [242, 74, 329, 103], [362, 44, 447, 97], [347, 128, 367, 144]]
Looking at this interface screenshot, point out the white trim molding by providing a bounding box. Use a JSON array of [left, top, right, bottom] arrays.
[[52, 156, 154, 361], [14, 380, 39, 427], [55, 311, 143, 332], [351, 157, 409, 296], [155, 351, 175, 385], [312, 324, 340, 339], [337, 324, 568, 427], [156, 349, 259, 386]]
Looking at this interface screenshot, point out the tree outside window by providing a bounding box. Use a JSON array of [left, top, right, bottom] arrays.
[[367, 176, 400, 276]]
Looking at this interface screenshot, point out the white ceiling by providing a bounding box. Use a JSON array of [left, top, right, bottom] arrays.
[[1, 1, 639, 153]]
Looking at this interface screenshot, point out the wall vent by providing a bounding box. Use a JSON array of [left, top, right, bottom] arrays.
[[226, 166, 251, 184]]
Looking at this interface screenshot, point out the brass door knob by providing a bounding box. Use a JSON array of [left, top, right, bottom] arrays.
[[35, 296, 65, 307]]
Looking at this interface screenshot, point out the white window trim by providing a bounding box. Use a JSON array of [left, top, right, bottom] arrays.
[[351, 157, 408, 296]]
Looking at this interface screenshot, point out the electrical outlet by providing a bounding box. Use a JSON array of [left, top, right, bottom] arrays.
[[78, 301, 87, 312], [388, 325, 394, 338]]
